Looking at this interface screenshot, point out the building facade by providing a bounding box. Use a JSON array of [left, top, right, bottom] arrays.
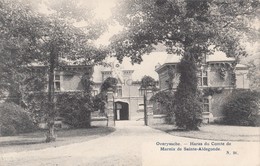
[[8, 50, 249, 124], [155, 51, 250, 123], [91, 60, 148, 121]]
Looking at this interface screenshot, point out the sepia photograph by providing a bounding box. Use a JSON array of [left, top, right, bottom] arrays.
[[0, 0, 260, 165]]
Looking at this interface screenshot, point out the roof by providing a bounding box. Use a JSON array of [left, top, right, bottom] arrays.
[[207, 51, 235, 62], [236, 64, 248, 69], [27, 49, 239, 82], [155, 51, 236, 73], [92, 52, 168, 82], [163, 54, 182, 63]]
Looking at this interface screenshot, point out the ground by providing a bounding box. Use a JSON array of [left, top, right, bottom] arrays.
[[151, 124, 260, 142], [1, 121, 260, 166]]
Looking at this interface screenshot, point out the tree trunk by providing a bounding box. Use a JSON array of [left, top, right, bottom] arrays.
[[46, 47, 56, 142]]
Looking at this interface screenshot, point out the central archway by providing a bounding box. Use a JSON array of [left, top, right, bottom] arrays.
[[114, 101, 129, 120]]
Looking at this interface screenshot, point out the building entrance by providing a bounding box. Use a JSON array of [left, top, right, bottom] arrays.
[[114, 101, 129, 120]]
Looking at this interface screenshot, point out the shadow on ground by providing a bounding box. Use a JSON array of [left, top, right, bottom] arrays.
[[0, 127, 115, 153]]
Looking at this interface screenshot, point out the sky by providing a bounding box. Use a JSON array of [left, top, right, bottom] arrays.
[[33, 0, 259, 79]]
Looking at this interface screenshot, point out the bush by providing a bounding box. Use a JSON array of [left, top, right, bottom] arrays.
[[23, 93, 49, 124], [222, 90, 260, 126], [0, 102, 37, 136], [56, 92, 93, 128], [150, 91, 175, 123]]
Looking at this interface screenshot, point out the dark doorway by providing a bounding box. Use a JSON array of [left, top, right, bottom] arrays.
[[114, 101, 129, 120]]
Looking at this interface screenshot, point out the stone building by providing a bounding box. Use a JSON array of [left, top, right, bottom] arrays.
[[18, 53, 165, 123], [4, 49, 249, 125], [155, 51, 250, 123]]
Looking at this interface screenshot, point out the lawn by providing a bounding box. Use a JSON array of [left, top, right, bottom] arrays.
[[0, 126, 115, 153], [151, 124, 260, 142]]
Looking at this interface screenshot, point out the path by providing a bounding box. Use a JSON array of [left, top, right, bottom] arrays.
[[1, 121, 259, 166]]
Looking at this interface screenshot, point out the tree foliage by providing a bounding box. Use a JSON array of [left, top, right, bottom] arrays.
[[140, 75, 158, 91], [94, 77, 118, 113], [174, 55, 202, 130], [111, 0, 259, 63], [100, 77, 118, 93]]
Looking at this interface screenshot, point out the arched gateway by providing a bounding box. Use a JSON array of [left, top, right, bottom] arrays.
[[114, 101, 129, 120]]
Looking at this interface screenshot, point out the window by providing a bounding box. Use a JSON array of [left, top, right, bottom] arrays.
[[202, 71, 208, 86], [198, 70, 208, 86], [55, 74, 60, 80], [116, 86, 122, 97], [203, 98, 210, 112], [55, 82, 60, 91], [54, 73, 61, 91], [139, 89, 145, 96]]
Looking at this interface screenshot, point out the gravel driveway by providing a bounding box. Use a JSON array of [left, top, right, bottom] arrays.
[[1, 121, 259, 166]]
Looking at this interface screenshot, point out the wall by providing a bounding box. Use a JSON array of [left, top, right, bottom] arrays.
[[236, 69, 250, 89], [122, 84, 140, 97], [129, 97, 144, 120], [208, 66, 233, 87], [158, 63, 236, 89], [155, 62, 240, 123], [62, 72, 83, 91], [158, 65, 179, 90]]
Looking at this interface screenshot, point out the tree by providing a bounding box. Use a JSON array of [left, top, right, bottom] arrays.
[[94, 77, 118, 113], [0, 0, 108, 142], [110, 0, 259, 130], [140, 75, 157, 91], [0, 0, 45, 103], [241, 43, 260, 91], [100, 77, 118, 93], [140, 75, 157, 125], [174, 55, 202, 130]]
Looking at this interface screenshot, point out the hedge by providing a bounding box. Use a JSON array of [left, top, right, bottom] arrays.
[[222, 90, 260, 126]]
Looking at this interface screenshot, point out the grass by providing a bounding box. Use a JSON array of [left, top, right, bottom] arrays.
[[151, 124, 260, 142], [0, 126, 115, 153]]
